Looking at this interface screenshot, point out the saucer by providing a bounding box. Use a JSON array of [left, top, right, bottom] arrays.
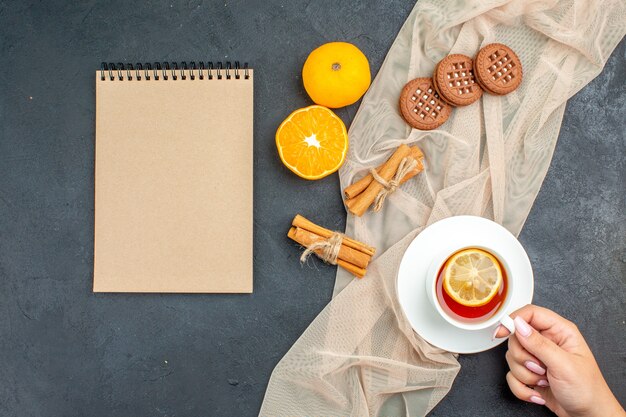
[[397, 216, 533, 354]]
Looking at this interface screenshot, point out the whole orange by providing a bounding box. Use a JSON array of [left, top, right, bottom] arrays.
[[302, 42, 371, 108]]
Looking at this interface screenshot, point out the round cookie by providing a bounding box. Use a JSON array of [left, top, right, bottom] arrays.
[[433, 54, 483, 107], [399, 77, 452, 131], [474, 43, 523, 95]]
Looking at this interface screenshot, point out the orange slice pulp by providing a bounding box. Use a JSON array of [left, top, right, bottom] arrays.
[[275, 105, 348, 180]]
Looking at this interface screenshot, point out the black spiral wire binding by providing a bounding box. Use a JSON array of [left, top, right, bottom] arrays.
[[198, 62, 205, 80], [163, 62, 170, 80], [180, 62, 187, 80], [99, 61, 250, 81], [144, 63, 151, 80], [171, 62, 178, 80], [234, 61, 242, 79], [189, 62, 196, 80]]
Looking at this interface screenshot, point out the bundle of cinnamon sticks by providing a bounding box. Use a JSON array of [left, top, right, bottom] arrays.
[[344, 144, 424, 217], [287, 215, 376, 278]]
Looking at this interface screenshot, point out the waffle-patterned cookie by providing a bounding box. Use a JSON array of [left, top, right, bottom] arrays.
[[433, 54, 483, 107], [399, 77, 452, 130], [474, 43, 522, 95]]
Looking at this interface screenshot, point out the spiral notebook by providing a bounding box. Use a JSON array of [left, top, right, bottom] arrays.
[[94, 62, 253, 293]]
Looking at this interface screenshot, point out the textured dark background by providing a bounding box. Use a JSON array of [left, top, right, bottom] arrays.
[[0, 1, 624, 416]]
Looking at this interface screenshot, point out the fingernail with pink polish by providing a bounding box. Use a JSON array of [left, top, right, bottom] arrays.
[[537, 379, 550, 387], [530, 395, 546, 405], [491, 325, 504, 341], [525, 360, 546, 375], [514, 316, 532, 337]]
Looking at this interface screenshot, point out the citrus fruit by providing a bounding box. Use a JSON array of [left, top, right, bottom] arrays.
[[443, 248, 503, 307], [276, 105, 348, 180], [302, 42, 371, 108]]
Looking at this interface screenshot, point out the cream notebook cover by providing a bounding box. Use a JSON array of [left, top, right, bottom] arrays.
[[94, 62, 253, 293]]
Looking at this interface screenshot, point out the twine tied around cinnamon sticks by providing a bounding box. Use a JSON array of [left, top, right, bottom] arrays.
[[344, 144, 425, 217], [288, 215, 376, 278], [299, 232, 343, 265], [370, 156, 418, 212]]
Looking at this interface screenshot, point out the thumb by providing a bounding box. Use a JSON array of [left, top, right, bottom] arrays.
[[513, 316, 563, 370]]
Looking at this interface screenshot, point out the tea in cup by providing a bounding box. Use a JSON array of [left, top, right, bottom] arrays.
[[426, 245, 516, 334]]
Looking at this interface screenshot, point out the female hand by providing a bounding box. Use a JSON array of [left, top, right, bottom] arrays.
[[494, 304, 625, 417]]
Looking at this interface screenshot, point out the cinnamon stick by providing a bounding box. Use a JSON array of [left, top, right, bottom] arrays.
[[335, 259, 366, 278], [288, 226, 371, 269], [346, 144, 413, 217], [344, 197, 357, 211], [287, 227, 367, 278], [344, 146, 424, 200], [292, 214, 376, 257]]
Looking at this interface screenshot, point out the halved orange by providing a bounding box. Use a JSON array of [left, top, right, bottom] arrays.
[[443, 248, 503, 307], [276, 105, 348, 180]]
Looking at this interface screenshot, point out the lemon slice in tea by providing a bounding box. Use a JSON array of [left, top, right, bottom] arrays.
[[443, 248, 503, 307]]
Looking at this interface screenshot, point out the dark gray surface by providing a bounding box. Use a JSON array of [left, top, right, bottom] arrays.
[[0, 1, 623, 416]]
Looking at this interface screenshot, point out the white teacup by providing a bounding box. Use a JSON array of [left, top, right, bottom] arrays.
[[425, 243, 516, 335]]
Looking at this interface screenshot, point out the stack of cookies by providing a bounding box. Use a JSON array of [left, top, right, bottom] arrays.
[[399, 43, 522, 130]]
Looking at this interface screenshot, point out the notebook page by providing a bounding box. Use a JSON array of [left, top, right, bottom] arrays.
[[94, 69, 253, 293]]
